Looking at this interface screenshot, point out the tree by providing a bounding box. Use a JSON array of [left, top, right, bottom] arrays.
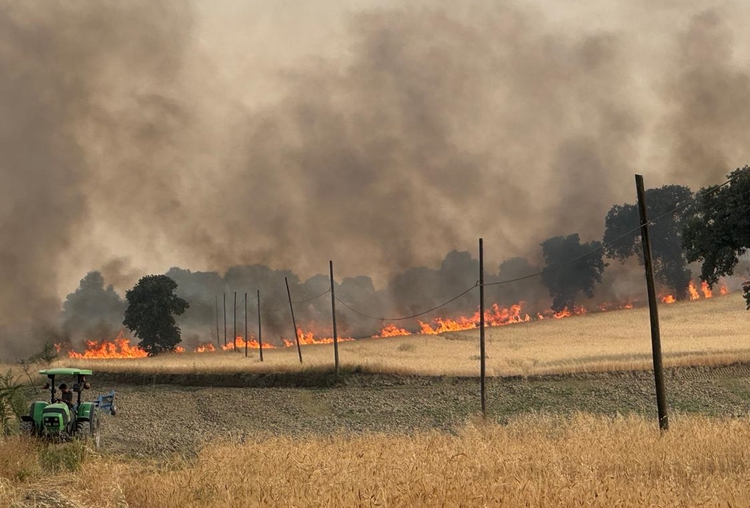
[[62, 271, 126, 340], [603, 185, 694, 300], [123, 275, 189, 356], [682, 166, 750, 307], [540, 234, 606, 312]]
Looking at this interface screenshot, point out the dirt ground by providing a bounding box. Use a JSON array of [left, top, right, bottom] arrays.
[[90, 363, 750, 457]]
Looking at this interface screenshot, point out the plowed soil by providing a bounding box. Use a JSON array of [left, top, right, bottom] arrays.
[[94, 364, 750, 456]]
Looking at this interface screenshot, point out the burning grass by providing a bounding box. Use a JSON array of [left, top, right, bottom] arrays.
[[3, 413, 750, 507], [47, 293, 750, 381]]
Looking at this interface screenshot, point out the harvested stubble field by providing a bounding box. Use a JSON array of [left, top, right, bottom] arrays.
[[2, 293, 750, 507]]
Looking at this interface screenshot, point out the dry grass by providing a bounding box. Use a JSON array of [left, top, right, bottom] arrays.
[[39, 293, 749, 379], [3, 413, 750, 507]]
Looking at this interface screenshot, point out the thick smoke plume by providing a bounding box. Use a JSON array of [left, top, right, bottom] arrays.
[[1, 0, 750, 356]]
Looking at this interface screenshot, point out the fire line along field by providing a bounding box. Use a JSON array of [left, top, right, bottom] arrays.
[[52, 292, 750, 455]]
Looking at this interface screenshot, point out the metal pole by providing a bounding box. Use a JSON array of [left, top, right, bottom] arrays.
[[479, 238, 486, 416], [330, 260, 339, 377], [244, 292, 248, 358], [233, 291, 237, 352], [223, 293, 227, 348], [636, 174, 669, 431], [257, 290, 263, 362], [285, 277, 303, 363], [215, 295, 220, 349]]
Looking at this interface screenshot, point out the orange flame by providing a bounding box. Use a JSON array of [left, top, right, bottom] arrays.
[[67, 333, 148, 359], [195, 343, 216, 353], [222, 336, 276, 351], [701, 281, 713, 299], [282, 328, 354, 347], [378, 302, 587, 337], [720, 285, 729, 295], [661, 295, 676, 304], [688, 282, 700, 301], [374, 324, 412, 337]]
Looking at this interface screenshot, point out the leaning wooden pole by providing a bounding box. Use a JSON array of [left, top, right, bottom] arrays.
[[244, 292, 248, 358], [635, 174, 669, 431], [479, 238, 486, 417], [233, 291, 237, 352], [223, 293, 227, 348], [330, 260, 340, 378], [285, 277, 303, 363], [215, 295, 220, 349], [257, 289, 263, 362]]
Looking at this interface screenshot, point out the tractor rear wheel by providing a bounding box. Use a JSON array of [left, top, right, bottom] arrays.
[[19, 420, 35, 437], [90, 410, 101, 449], [75, 410, 101, 449]]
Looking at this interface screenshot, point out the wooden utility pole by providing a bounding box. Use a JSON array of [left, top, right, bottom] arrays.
[[285, 277, 303, 363], [330, 260, 340, 377], [233, 292, 237, 352], [215, 295, 220, 349], [636, 174, 669, 431], [244, 292, 248, 358], [257, 289, 263, 362], [223, 293, 227, 348], [479, 238, 486, 416]]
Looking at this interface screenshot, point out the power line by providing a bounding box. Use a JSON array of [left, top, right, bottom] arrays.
[[291, 288, 331, 304], [335, 282, 479, 322]]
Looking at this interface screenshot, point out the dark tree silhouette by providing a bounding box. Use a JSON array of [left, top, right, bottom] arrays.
[[541, 234, 606, 312], [603, 185, 694, 300], [682, 166, 750, 308], [62, 271, 126, 339], [123, 275, 189, 356]]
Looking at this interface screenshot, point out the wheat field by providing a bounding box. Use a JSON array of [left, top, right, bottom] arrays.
[[51, 293, 750, 378], [3, 413, 750, 507], [2, 295, 750, 507]]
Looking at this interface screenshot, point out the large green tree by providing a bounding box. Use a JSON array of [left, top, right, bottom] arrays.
[[682, 166, 750, 308], [123, 275, 189, 356], [603, 185, 693, 300], [540, 234, 606, 312]]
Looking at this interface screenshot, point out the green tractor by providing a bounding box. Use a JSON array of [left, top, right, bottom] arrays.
[[20, 368, 116, 448]]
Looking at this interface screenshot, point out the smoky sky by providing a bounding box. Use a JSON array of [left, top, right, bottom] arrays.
[[1, 0, 750, 356]]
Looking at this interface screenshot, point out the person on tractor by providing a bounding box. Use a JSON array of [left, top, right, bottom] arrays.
[[57, 383, 74, 408]]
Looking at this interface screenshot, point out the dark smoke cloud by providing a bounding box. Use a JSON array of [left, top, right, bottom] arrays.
[[663, 10, 750, 186], [1, 1, 750, 357], [0, 0, 193, 356]]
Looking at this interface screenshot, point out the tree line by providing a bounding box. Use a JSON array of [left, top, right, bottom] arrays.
[[540, 166, 750, 312], [69, 166, 750, 355]]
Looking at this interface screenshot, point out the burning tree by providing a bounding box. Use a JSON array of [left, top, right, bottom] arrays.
[[540, 234, 606, 313], [123, 275, 189, 356], [682, 165, 750, 308], [603, 185, 693, 300]]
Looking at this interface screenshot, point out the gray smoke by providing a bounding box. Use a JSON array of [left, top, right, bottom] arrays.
[[663, 10, 750, 186], [1, 1, 750, 357]]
